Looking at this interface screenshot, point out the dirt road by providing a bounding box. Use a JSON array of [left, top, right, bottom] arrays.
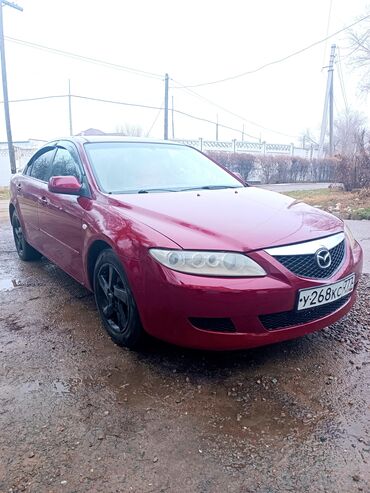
[[0, 207, 369, 493]]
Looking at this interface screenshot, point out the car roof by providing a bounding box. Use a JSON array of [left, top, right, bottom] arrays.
[[52, 136, 187, 146]]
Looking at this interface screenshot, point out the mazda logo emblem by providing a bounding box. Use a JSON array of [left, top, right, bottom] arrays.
[[316, 248, 332, 269]]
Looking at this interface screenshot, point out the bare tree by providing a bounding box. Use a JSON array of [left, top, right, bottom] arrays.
[[348, 13, 370, 92], [115, 123, 144, 136], [333, 110, 367, 156], [259, 156, 278, 184]]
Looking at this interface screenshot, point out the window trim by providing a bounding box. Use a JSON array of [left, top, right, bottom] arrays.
[[23, 146, 57, 183]]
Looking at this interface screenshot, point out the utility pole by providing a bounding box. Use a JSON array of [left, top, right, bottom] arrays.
[[216, 114, 219, 141], [68, 79, 73, 135], [319, 44, 336, 157], [242, 124, 245, 142], [0, 0, 23, 174], [164, 73, 169, 139], [171, 95, 174, 139], [328, 51, 334, 156]]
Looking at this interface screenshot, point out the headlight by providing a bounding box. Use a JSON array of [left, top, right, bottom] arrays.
[[344, 224, 356, 249], [149, 249, 267, 277]]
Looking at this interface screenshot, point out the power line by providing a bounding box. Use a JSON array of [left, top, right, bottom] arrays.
[[1, 94, 68, 103], [177, 13, 370, 88], [173, 108, 252, 137], [336, 46, 349, 113], [71, 94, 163, 111], [1, 92, 281, 140], [171, 78, 295, 139], [146, 101, 163, 136], [74, 94, 250, 136], [4, 36, 163, 80]]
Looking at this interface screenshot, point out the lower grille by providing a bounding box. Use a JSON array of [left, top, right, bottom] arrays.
[[273, 240, 345, 279], [189, 317, 236, 333], [260, 294, 351, 331]]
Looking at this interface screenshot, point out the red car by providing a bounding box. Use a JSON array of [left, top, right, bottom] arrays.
[[9, 137, 363, 350]]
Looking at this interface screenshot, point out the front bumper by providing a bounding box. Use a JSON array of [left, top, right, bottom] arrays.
[[128, 240, 363, 350]]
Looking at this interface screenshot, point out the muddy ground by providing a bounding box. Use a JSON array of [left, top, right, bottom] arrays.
[[0, 209, 369, 493]]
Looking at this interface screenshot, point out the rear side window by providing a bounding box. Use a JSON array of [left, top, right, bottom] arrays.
[[28, 149, 55, 182]]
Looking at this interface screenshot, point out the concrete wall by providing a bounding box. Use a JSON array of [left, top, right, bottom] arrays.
[[0, 142, 43, 187]]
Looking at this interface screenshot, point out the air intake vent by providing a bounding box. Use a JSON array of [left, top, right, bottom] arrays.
[[189, 317, 236, 333], [259, 294, 351, 331]]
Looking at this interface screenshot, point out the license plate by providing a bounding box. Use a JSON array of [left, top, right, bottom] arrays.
[[297, 274, 355, 311]]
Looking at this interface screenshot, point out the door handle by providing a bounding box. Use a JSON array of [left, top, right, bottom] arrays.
[[16, 184, 22, 192], [40, 196, 48, 205]]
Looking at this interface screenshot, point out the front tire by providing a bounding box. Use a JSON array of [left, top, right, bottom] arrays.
[[93, 249, 145, 349], [12, 211, 42, 261]]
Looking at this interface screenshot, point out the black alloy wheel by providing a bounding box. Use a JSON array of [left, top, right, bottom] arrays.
[[12, 212, 41, 261], [94, 249, 144, 349]]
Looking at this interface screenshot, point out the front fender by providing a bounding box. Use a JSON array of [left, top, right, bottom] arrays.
[[82, 204, 179, 290]]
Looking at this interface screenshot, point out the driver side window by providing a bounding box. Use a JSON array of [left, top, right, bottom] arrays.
[[51, 148, 82, 182], [26, 148, 55, 182]]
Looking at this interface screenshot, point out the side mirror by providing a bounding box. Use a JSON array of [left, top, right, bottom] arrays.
[[48, 176, 82, 195]]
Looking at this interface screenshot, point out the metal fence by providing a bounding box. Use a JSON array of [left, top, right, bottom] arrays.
[[173, 139, 318, 159]]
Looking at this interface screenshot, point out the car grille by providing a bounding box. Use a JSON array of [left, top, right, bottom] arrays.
[[259, 293, 351, 331], [273, 240, 345, 279]]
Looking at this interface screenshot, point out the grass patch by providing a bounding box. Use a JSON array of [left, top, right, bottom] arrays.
[[0, 187, 9, 200], [285, 188, 370, 220]]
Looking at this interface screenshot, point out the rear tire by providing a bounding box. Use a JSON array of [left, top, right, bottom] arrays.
[[12, 211, 42, 261], [93, 249, 145, 349]]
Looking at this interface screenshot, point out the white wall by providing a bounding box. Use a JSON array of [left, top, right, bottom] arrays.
[[0, 149, 11, 187], [0, 143, 43, 187]]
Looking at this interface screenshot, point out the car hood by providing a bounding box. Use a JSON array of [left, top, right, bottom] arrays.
[[111, 187, 343, 251]]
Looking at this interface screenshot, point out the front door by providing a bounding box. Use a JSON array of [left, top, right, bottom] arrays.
[[38, 144, 89, 283]]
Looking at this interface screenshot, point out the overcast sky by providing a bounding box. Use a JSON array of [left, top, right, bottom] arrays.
[[1, 0, 369, 145]]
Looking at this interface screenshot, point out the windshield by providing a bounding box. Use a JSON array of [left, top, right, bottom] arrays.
[[84, 142, 243, 194]]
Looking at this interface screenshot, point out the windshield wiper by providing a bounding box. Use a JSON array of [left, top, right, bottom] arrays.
[[137, 188, 178, 194], [137, 185, 244, 193], [179, 185, 243, 191]]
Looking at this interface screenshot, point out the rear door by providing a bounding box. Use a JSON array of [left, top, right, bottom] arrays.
[[38, 143, 90, 283], [15, 147, 56, 248]]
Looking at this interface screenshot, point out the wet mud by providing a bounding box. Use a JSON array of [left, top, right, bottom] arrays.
[[0, 213, 369, 492]]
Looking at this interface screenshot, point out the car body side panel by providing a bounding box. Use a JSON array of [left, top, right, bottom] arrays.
[[11, 175, 43, 247], [81, 200, 181, 290], [38, 190, 86, 283]]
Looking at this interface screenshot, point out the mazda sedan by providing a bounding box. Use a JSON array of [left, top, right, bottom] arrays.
[[9, 137, 363, 350]]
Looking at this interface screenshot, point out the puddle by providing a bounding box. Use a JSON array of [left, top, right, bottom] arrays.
[[0, 278, 22, 291], [22, 380, 42, 393], [52, 380, 70, 395]]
